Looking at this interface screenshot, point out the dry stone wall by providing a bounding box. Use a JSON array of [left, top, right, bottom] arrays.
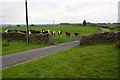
[[2, 32, 52, 44], [80, 32, 120, 45]]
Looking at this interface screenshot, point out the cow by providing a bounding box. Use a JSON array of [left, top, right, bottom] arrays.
[[39, 30, 44, 33], [12, 30, 19, 33], [18, 30, 23, 33], [38, 29, 45, 33], [5, 30, 19, 33], [29, 30, 40, 34], [19, 30, 26, 33], [5, 30, 12, 33], [74, 33, 79, 36], [17, 30, 26, 33], [43, 30, 51, 34], [51, 31, 56, 36], [58, 31, 62, 36], [65, 32, 70, 37]]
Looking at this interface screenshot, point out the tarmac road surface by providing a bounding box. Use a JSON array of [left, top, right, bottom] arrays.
[[1, 41, 79, 69]]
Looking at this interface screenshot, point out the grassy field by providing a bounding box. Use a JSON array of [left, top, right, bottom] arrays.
[[102, 24, 119, 27], [101, 24, 120, 31], [2, 25, 99, 34], [2, 25, 99, 55], [2, 40, 49, 55], [2, 43, 118, 78]]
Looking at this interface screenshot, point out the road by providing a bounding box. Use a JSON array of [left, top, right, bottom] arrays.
[[1, 41, 79, 69]]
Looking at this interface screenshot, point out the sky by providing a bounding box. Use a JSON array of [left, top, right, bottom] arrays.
[[0, 0, 119, 24], [118, 1, 120, 23]]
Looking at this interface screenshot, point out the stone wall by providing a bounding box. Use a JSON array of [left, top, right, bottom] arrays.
[[2, 32, 52, 44], [80, 32, 120, 45]]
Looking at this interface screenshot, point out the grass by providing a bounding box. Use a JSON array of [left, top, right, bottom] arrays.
[[102, 24, 119, 28], [2, 43, 118, 78], [101, 24, 120, 31], [116, 28, 120, 31], [2, 40, 48, 55], [2, 25, 99, 43], [0, 70, 1, 79], [2, 25, 98, 34], [2, 25, 99, 55]]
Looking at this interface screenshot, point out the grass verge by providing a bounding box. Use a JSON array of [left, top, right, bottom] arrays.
[[2, 43, 118, 78], [2, 40, 48, 55]]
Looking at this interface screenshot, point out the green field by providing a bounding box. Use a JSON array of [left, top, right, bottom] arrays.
[[2, 25, 99, 34], [2, 43, 118, 78], [2, 40, 48, 55], [2, 25, 118, 78], [2, 25, 99, 55], [102, 24, 119, 28], [101, 24, 120, 31]]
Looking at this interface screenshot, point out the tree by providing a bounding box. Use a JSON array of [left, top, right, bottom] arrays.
[[60, 23, 70, 25], [16, 25, 21, 27], [83, 20, 86, 26], [8, 25, 11, 27], [30, 24, 35, 26]]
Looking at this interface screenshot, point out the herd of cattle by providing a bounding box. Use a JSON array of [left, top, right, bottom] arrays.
[[5, 29, 80, 37]]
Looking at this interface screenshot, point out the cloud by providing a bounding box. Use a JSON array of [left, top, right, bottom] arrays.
[[118, 1, 120, 22], [0, 0, 119, 24], [1, 2, 25, 24]]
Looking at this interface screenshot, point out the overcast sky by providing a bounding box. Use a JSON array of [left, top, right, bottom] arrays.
[[0, 0, 119, 24]]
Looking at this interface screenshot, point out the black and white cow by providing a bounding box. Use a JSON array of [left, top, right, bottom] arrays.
[[58, 31, 62, 36], [51, 31, 56, 36], [5, 30, 13, 33]]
